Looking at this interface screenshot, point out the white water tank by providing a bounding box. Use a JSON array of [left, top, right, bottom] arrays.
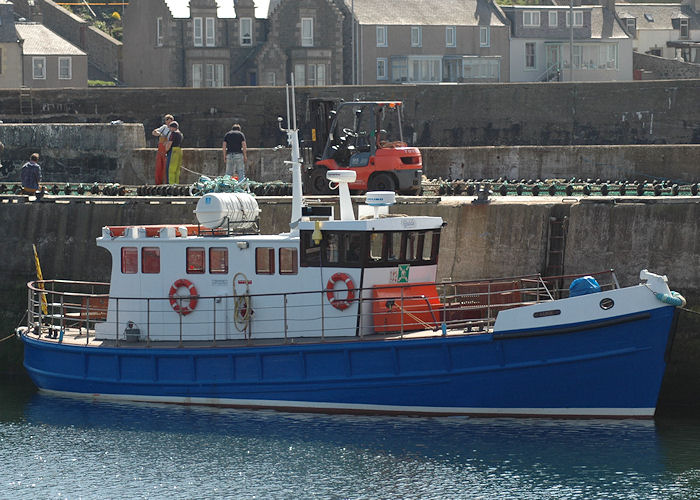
[[194, 193, 260, 229]]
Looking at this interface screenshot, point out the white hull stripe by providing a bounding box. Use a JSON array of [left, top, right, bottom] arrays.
[[39, 389, 655, 418]]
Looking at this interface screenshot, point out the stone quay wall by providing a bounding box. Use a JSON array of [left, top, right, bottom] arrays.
[[0, 195, 698, 410], [0, 80, 699, 148]]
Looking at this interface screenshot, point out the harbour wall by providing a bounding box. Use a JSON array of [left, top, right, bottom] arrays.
[[1, 123, 699, 184], [0, 195, 698, 410], [0, 80, 699, 148]]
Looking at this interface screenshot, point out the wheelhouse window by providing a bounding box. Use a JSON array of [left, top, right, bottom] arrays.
[[279, 247, 298, 275], [209, 247, 228, 274], [121, 247, 138, 274], [301, 230, 439, 268], [187, 247, 205, 274], [142, 247, 160, 274], [256, 247, 275, 274]]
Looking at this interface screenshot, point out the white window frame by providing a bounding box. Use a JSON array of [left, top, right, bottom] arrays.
[[446, 26, 456, 48], [205, 17, 215, 47], [376, 26, 387, 47], [377, 58, 388, 80], [193, 17, 203, 46], [549, 11, 557, 27], [407, 55, 441, 82], [240, 17, 252, 46], [462, 56, 501, 81], [523, 11, 540, 27], [294, 63, 305, 85], [411, 26, 422, 47], [480, 26, 490, 47], [32, 56, 46, 79], [680, 18, 689, 38], [58, 57, 72, 80], [566, 11, 583, 27], [192, 63, 202, 87], [301, 17, 313, 47], [156, 17, 164, 46], [525, 42, 536, 69], [205, 63, 224, 87], [307, 63, 326, 86]]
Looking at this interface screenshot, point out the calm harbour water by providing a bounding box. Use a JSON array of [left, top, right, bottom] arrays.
[[2, 378, 700, 499]]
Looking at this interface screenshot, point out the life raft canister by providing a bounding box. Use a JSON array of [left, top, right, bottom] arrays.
[[326, 273, 355, 310], [169, 279, 198, 315]]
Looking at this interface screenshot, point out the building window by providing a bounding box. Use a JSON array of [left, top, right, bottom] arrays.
[[240, 17, 252, 46], [156, 17, 163, 46], [192, 63, 202, 87], [186, 247, 205, 274], [301, 17, 313, 47], [408, 56, 441, 82], [602, 43, 618, 69], [572, 45, 582, 69], [462, 56, 501, 80], [209, 247, 228, 274], [480, 26, 490, 47], [266, 71, 276, 85], [523, 11, 540, 27], [256, 247, 275, 274], [525, 42, 536, 69], [58, 57, 72, 80], [142, 247, 160, 274], [279, 248, 298, 275], [549, 11, 557, 27], [307, 63, 326, 86], [566, 11, 583, 27], [294, 63, 305, 84], [32, 57, 46, 79], [626, 18, 636, 37], [377, 58, 388, 80], [121, 247, 138, 274], [204, 63, 224, 87], [391, 56, 408, 82], [446, 26, 456, 47], [193, 17, 203, 46], [205, 17, 215, 46], [377, 26, 387, 47], [680, 18, 689, 38], [411, 26, 422, 47]]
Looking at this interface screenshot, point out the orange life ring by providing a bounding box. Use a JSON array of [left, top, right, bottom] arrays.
[[169, 279, 198, 315], [326, 273, 355, 310]]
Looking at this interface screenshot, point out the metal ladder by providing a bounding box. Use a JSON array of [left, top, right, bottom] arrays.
[[19, 86, 33, 118]]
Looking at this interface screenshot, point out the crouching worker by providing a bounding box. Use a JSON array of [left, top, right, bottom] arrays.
[[21, 153, 45, 199]]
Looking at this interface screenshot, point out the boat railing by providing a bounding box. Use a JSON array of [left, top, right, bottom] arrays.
[[23, 270, 618, 346]]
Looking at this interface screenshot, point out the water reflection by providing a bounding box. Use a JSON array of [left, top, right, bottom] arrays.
[[3, 386, 700, 498]]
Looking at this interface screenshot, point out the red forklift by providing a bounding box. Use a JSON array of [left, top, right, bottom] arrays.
[[302, 99, 423, 195]]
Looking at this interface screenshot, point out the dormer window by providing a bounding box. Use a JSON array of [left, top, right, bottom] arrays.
[[240, 17, 252, 46], [205, 17, 215, 47], [680, 18, 689, 38], [626, 18, 636, 37], [523, 11, 540, 27], [566, 11, 583, 27], [193, 17, 203, 46]]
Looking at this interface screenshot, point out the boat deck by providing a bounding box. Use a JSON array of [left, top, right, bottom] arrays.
[[20, 322, 493, 349]]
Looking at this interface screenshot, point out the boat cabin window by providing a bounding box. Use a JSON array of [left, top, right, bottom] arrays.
[[186, 247, 205, 274], [301, 229, 439, 267], [142, 247, 160, 274], [121, 247, 138, 274], [256, 247, 275, 274], [209, 247, 228, 274], [279, 247, 298, 275]]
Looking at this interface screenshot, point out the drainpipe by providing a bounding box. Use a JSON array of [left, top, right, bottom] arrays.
[[569, 0, 574, 81]]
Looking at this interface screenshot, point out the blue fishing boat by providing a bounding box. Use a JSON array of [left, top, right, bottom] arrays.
[[16, 88, 685, 418]]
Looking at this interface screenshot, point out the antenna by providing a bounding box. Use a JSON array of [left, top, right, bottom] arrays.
[[279, 74, 304, 230]]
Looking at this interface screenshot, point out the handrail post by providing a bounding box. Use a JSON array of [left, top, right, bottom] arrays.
[[487, 281, 492, 321], [321, 286, 325, 341], [400, 285, 404, 339], [213, 297, 217, 346], [115, 297, 119, 347], [146, 298, 151, 347], [178, 298, 183, 348], [283, 293, 288, 342]]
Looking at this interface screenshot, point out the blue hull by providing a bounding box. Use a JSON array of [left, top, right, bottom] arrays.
[[21, 307, 677, 417]]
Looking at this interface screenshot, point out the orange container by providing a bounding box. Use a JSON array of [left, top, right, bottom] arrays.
[[372, 283, 442, 333]]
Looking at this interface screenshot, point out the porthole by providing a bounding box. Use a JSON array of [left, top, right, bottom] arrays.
[[600, 298, 614, 310]]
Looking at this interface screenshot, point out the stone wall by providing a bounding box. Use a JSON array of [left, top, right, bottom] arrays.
[[1, 80, 699, 147], [0, 124, 145, 183], [634, 52, 700, 80]]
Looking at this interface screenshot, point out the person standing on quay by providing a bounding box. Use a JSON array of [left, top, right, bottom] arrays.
[[21, 153, 44, 198], [222, 123, 247, 180], [151, 114, 173, 184], [165, 121, 183, 184]]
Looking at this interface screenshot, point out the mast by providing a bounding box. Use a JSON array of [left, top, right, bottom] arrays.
[[279, 76, 304, 231]]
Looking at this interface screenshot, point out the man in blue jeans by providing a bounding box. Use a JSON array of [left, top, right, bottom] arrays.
[[222, 123, 248, 180]]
